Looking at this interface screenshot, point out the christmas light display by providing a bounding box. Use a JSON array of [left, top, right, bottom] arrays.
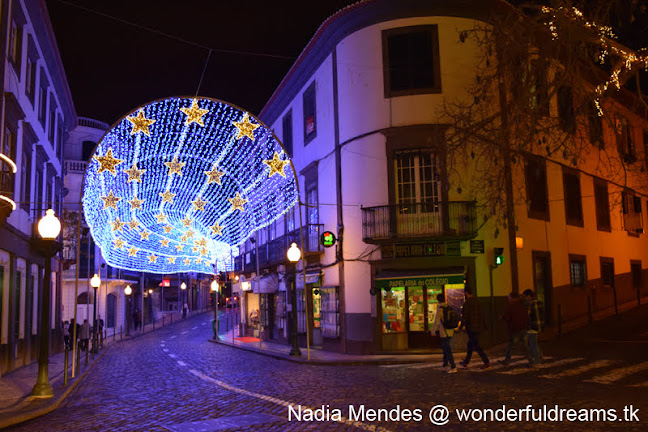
[[83, 97, 297, 274]]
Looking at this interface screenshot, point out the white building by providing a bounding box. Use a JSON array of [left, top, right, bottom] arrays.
[[0, 0, 75, 373]]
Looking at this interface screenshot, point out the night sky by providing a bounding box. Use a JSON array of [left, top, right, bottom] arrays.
[[47, 0, 648, 125], [46, 0, 358, 124]]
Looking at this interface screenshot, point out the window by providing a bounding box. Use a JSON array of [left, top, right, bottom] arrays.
[[1, 127, 17, 200], [530, 59, 549, 115], [48, 98, 56, 141], [282, 111, 293, 157], [557, 86, 575, 133], [588, 102, 604, 149], [8, 17, 23, 75], [569, 255, 586, 287], [38, 69, 48, 126], [600, 258, 615, 287], [383, 25, 441, 97], [622, 189, 643, 234], [303, 82, 316, 144], [525, 155, 549, 220], [25, 59, 37, 103], [319, 287, 339, 338], [82, 141, 96, 161], [20, 150, 31, 212], [593, 178, 610, 231], [34, 168, 43, 219], [615, 118, 636, 163], [562, 168, 583, 226], [631, 261, 642, 290], [394, 151, 441, 211]]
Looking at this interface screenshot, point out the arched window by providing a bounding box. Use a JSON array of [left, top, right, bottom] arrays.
[[106, 293, 116, 328], [77, 292, 93, 304]]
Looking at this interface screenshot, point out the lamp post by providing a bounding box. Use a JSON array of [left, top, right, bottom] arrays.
[[181, 282, 187, 317], [32, 209, 62, 398], [90, 273, 100, 356], [287, 242, 302, 357], [125, 285, 132, 336], [210, 280, 219, 338]]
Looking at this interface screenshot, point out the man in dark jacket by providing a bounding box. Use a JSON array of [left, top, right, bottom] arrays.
[[500, 291, 529, 366], [523, 289, 544, 365], [459, 288, 490, 369]]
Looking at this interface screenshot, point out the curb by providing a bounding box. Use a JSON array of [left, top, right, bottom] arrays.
[[0, 347, 110, 429], [208, 338, 445, 366]]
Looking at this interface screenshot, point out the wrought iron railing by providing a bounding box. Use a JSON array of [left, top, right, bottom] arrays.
[[361, 201, 477, 243], [235, 224, 323, 272]]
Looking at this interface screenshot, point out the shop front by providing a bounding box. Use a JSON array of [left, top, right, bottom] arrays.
[[376, 272, 465, 351]]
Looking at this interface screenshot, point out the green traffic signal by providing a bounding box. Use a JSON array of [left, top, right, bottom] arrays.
[[494, 247, 504, 266]]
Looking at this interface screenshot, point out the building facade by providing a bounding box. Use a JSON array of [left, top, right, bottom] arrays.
[[233, 0, 648, 353], [0, 0, 75, 374]]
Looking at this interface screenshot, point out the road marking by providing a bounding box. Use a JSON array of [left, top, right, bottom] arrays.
[[170, 336, 176, 339], [584, 361, 648, 385], [409, 363, 438, 369], [189, 369, 394, 432], [629, 380, 648, 387], [499, 358, 583, 375], [169, 354, 177, 359], [540, 359, 614, 379], [192, 326, 198, 330], [177, 361, 187, 367], [471, 357, 527, 372], [201, 322, 207, 326], [163, 349, 169, 353], [182, 331, 188, 335]]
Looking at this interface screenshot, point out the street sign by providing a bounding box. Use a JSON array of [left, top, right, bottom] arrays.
[[470, 240, 484, 254], [320, 231, 337, 247]]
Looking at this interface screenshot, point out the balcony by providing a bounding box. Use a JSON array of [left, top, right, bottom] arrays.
[[78, 117, 110, 130], [64, 160, 88, 174], [361, 201, 478, 244], [235, 224, 323, 273]]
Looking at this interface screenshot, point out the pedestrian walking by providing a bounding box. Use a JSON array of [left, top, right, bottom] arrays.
[[63, 320, 71, 350], [459, 288, 490, 369], [182, 303, 188, 318], [523, 289, 544, 365], [432, 293, 460, 374], [499, 292, 529, 366], [79, 319, 91, 351], [97, 315, 104, 346]]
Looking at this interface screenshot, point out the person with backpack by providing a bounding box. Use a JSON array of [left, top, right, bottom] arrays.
[[431, 293, 460, 374], [523, 289, 544, 365], [459, 288, 491, 369]]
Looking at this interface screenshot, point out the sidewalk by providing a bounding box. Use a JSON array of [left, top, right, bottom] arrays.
[[210, 329, 449, 365]]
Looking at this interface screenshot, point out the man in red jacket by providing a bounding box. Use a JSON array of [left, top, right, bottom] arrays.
[[500, 291, 529, 366]]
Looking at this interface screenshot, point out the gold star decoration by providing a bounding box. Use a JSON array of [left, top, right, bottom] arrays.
[[113, 237, 126, 250], [127, 109, 156, 136], [180, 232, 191, 243], [195, 238, 207, 247], [182, 217, 194, 228], [164, 157, 186, 176], [140, 230, 151, 240], [194, 257, 202, 264], [175, 244, 185, 252], [101, 190, 122, 209], [167, 256, 176, 264], [148, 254, 158, 263], [186, 229, 195, 239], [124, 163, 146, 182], [191, 196, 207, 211], [160, 238, 170, 247], [160, 190, 176, 204], [163, 225, 173, 233], [232, 112, 260, 141], [183, 258, 192, 265], [110, 217, 126, 232], [128, 246, 139, 257], [228, 192, 248, 212], [129, 196, 145, 210], [199, 247, 209, 257], [204, 164, 224, 185], [127, 220, 140, 230], [191, 245, 200, 253], [263, 152, 290, 178], [93, 148, 124, 176], [156, 212, 168, 224], [180, 99, 209, 126], [210, 222, 223, 236]]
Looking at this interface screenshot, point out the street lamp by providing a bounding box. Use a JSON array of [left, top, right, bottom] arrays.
[[90, 273, 100, 355], [287, 242, 302, 357], [32, 209, 62, 398], [125, 285, 132, 336], [210, 280, 219, 338]]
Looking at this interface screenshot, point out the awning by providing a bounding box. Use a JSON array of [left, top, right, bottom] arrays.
[[254, 274, 279, 294], [296, 272, 322, 289], [374, 272, 465, 290]]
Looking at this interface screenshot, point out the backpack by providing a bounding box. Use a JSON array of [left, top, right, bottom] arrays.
[[441, 306, 460, 330]]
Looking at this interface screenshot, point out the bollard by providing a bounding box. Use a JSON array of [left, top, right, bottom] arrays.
[[153, 318, 155, 331], [162, 315, 165, 327], [171, 314, 173, 325], [587, 296, 593, 324], [557, 304, 562, 336], [120, 326, 123, 341], [613, 285, 618, 315], [76, 344, 81, 371], [64, 348, 69, 386], [113, 328, 116, 342], [85, 344, 89, 366]]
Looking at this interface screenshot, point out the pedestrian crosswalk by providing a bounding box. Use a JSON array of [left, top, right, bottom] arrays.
[[380, 356, 648, 387]]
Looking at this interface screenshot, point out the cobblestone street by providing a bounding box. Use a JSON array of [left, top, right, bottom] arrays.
[[7, 312, 648, 432]]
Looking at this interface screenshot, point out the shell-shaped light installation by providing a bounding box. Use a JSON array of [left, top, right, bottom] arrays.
[[83, 97, 297, 274]]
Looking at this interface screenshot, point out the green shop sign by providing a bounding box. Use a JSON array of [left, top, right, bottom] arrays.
[[375, 274, 465, 290]]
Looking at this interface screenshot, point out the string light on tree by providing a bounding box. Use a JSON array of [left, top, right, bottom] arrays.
[[83, 97, 297, 274]]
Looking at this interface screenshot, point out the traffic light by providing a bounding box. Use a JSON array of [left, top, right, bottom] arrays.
[[494, 247, 504, 266]]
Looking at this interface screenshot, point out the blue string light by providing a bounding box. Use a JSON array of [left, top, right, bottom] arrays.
[[83, 97, 297, 274]]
